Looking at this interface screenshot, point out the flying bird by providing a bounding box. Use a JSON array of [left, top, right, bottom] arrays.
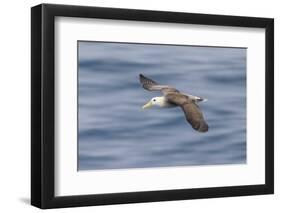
[[139, 74, 209, 132]]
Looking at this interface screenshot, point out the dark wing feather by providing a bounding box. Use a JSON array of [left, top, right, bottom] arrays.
[[139, 74, 179, 94], [165, 93, 208, 132], [139, 74, 158, 90], [181, 102, 209, 132]]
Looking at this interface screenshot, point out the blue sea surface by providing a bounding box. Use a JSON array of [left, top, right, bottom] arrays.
[[78, 41, 246, 171]]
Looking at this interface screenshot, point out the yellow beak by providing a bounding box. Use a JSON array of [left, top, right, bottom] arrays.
[[142, 100, 153, 109]]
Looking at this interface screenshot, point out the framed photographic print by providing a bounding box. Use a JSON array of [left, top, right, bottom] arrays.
[[31, 3, 274, 209]]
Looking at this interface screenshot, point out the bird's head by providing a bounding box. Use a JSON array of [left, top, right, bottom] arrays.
[[142, 97, 163, 109]]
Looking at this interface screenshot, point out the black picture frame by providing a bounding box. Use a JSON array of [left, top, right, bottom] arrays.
[[31, 3, 274, 209]]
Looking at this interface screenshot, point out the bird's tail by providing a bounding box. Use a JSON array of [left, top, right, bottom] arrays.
[[198, 98, 208, 102], [186, 93, 207, 103]]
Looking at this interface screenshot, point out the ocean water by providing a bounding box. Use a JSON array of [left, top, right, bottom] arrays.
[[78, 41, 246, 171]]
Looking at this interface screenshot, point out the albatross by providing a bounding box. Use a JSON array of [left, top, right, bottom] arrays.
[[139, 74, 209, 132]]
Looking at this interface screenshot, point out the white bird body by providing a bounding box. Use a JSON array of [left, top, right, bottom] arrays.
[[143, 94, 207, 109]]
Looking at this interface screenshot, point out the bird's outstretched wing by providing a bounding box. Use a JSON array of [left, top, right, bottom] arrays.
[[165, 93, 209, 132], [139, 74, 179, 95]]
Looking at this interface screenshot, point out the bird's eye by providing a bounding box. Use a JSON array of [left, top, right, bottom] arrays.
[[153, 99, 156, 102]]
